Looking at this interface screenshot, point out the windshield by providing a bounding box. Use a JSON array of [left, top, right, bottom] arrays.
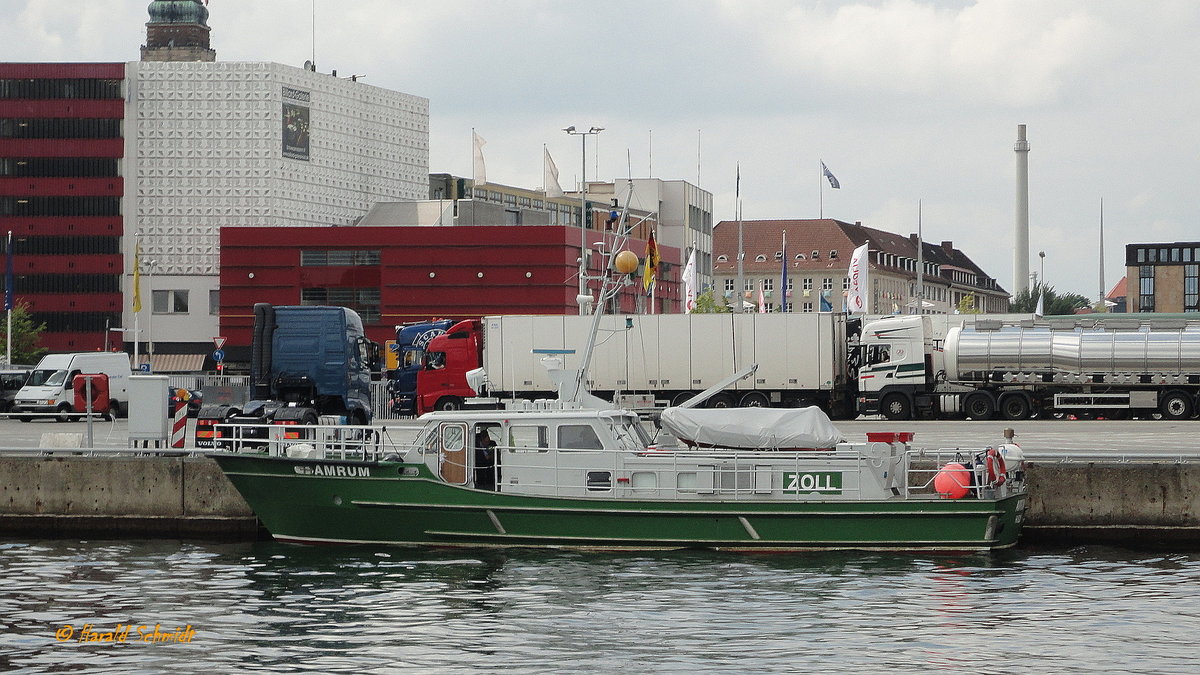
[[27, 369, 66, 387], [607, 415, 653, 451]]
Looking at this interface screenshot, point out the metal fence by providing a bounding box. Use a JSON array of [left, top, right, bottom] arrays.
[[164, 375, 410, 421]]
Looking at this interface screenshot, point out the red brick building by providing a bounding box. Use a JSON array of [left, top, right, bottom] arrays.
[[0, 62, 126, 352], [218, 225, 680, 361]]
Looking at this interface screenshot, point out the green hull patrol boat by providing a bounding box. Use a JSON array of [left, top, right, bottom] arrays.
[[211, 406, 1027, 551]]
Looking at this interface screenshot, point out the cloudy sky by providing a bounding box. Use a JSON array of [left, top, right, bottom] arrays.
[[6, 0, 1199, 300]]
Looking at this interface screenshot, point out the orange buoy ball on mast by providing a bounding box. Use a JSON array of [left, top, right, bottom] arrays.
[[614, 250, 639, 275]]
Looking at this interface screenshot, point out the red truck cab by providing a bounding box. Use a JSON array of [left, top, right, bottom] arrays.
[[415, 319, 484, 413]]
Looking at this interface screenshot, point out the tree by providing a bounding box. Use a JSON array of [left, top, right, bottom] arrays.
[[691, 289, 732, 313], [0, 301, 48, 365], [1009, 282, 1092, 316], [957, 294, 981, 314]]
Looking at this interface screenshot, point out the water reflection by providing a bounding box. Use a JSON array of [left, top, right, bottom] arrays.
[[0, 540, 1197, 673]]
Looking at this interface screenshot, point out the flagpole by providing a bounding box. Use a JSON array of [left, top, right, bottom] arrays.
[[780, 229, 787, 313], [5, 230, 12, 365], [818, 159, 823, 219], [1098, 197, 1106, 312], [735, 163, 744, 313], [915, 200, 923, 314], [133, 233, 140, 369]]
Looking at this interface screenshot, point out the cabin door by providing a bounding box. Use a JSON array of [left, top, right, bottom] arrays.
[[438, 422, 469, 484]]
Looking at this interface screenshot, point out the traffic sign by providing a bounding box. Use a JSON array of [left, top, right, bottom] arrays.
[[213, 349, 225, 362], [139, 363, 151, 373], [213, 336, 227, 349]]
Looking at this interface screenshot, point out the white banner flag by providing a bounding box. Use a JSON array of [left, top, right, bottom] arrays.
[[544, 147, 563, 199], [472, 131, 487, 186], [846, 243, 869, 313], [683, 249, 698, 313]]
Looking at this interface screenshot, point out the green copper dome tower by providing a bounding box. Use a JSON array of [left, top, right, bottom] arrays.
[[141, 0, 216, 62]]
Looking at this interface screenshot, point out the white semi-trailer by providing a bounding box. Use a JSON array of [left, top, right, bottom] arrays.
[[422, 312, 862, 418], [858, 314, 1200, 420]]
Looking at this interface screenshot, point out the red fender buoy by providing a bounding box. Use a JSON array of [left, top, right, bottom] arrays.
[[934, 462, 971, 499]]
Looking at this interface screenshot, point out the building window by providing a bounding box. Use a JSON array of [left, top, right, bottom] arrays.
[[1186, 264, 1199, 312], [803, 278, 813, 291], [754, 254, 766, 262], [1139, 265, 1155, 312], [822, 278, 833, 290], [152, 290, 189, 314], [724, 278, 735, 292], [209, 289, 219, 316], [802, 302, 813, 313], [744, 278, 753, 291], [843, 277, 850, 290], [763, 278, 774, 292], [301, 287, 381, 323], [300, 250, 380, 266]]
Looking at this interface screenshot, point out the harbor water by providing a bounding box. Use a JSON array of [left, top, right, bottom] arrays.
[[1, 540, 1197, 673]]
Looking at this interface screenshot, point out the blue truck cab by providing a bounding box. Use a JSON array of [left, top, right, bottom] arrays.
[[196, 303, 379, 447], [387, 319, 455, 416]]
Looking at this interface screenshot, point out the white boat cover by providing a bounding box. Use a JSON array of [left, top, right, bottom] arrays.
[[659, 406, 844, 449]]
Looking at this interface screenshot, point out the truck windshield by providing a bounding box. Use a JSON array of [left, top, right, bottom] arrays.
[[402, 349, 423, 370], [28, 369, 66, 387]]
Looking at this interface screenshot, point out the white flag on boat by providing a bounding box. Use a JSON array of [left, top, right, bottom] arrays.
[[472, 130, 487, 186], [846, 243, 869, 313], [682, 249, 698, 313], [544, 147, 563, 199]]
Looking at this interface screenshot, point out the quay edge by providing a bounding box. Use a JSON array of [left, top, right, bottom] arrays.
[[1, 457, 1199, 548]]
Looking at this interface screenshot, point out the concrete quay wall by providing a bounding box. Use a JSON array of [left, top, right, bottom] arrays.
[[0, 456, 258, 538], [1, 457, 1199, 547]]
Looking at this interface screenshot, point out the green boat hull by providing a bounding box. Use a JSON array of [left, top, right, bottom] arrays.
[[212, 454, 1027, 551]]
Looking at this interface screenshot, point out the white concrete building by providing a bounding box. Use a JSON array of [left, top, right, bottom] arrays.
[[124, 60, 429, 353]]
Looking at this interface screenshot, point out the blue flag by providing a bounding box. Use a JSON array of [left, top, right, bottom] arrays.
[[4, 231, 12, 312], [821, 161, 840, 189], [820, 292, 833, 312]]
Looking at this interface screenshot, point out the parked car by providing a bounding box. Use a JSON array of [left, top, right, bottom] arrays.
[[0, 368, 33, 413], [168, 388, 203, 417]]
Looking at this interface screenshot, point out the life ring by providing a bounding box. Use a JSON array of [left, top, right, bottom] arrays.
[[985, 447, 1007, 486]]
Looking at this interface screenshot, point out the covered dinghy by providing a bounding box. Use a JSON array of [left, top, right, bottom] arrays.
[[659, 406, 844, 450]]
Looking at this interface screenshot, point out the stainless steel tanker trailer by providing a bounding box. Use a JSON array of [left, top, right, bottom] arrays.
[[857, 315, 1200, 420]]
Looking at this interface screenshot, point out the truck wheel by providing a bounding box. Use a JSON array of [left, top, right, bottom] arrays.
[[56, 403, 74, 423], [706, 393, 735, 409], [964, 393, 996, 420], [435, 396, 463, 412], [881, 393, 912, 421], [999, 395, 1031, 421], [670, 392, 697, 407], [1159, 391, 1193, 420], [739, 392, 770, 408]]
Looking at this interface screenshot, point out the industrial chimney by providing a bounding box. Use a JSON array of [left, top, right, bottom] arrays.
[[1013, 124, 1030, 296]]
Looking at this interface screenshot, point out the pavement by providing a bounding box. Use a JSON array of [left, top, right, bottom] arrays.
[[1, 414, 1197, 460]]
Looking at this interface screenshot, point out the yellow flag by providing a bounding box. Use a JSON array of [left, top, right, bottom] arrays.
[[132, 242, 142, 312], [642, 233, 660, 294]]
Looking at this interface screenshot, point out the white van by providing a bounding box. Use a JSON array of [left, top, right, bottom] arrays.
[[13, 352, 132, 422]]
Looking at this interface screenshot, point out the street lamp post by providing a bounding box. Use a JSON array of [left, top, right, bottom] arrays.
[[564, 125, 604, 315], [146, 259, 157, 370], [1038, 251, 1045, 292]]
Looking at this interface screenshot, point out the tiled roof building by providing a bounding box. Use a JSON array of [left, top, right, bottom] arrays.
[[712, 219, 1009, 314]]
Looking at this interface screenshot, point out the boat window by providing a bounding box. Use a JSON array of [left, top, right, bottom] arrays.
[[558, 424, 604, 450], [586, 471, 612, 491], [442, 425, 466, 452], [866, 344, 891, 365], [508, 424, 549, 452]]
